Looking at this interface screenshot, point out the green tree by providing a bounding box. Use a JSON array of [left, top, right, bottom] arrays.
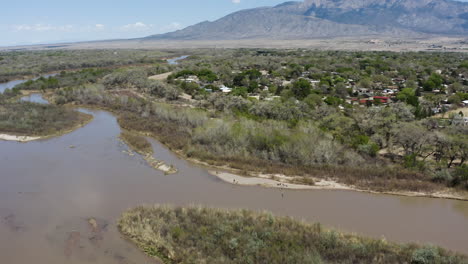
[[291, 79, 311, 99], [231, 87, 248, 97], [324, 96, 343, 106], [397, 88, 419, 107], [303, 94, 323, 109], [423, 73, 443, 91]]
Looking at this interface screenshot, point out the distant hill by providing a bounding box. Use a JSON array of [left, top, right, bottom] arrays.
[[145, 0, 468, 40]]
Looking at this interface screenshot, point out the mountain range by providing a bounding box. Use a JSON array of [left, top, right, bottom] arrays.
[[145, 0, 468, 40]]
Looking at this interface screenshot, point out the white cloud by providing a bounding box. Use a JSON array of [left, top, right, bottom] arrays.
[[160, 22, 183, 32], [95, 24, 105, 30], [121, 22, 152, 31], [232, 0, 241, 3], [13, 24, 73, 32]]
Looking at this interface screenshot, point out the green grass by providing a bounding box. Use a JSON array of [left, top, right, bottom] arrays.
[[119, 205, 467, 264]]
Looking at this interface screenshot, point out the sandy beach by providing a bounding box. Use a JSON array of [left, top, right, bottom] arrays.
[[0, 134, 41, 142], [208, 170, 468, 201], [210, 170, 352, 190]]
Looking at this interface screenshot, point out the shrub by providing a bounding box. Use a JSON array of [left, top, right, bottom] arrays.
[[120, 131, 153, 154], [411, 246, 440, 264], [0, 102, 91, 136], [119, 206, 467, 264]]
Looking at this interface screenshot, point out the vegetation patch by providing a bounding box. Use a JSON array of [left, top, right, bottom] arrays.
[[0, 49, 171, 81], [0, 101, 92, 137], [119, 205, 467, 264], [120, 130, 177, 174], [120, 130, 153, 155]]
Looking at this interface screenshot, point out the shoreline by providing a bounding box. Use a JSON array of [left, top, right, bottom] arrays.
[[0, 134, 41, 142], [119, 130, 178, 175], [208, 168, 468, 201], [0, 111, 93, 143], [58, 102, 468, 201]]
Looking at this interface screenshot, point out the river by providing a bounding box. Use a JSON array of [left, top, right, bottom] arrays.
[[0, 93, 467, 263], [0, 74, 57, 94], [167, 55, 189, 65]]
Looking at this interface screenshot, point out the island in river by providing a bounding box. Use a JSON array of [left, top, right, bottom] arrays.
[[119, 205, 467, 264], [0, 99, 92, 142]]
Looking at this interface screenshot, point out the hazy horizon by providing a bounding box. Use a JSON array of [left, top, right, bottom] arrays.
[[2, 0, 468, 47], [1, 0, 286, 47]]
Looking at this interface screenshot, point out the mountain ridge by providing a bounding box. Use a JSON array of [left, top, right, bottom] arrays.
[[145, 0, 468, 40]]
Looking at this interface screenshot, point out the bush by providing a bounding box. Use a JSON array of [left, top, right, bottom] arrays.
[[119, 206, 467, 264], [411, 246, 440, 264], [0, 101, 91, 136], [432, 170, 453, 184], [120, 131, 153, 154]]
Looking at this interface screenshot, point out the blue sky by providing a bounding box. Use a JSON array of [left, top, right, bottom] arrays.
[[1, 0, 285, 46], [2, 0, 468, 47]]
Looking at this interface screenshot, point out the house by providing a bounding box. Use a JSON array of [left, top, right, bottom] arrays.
[[265, 96, 281, 101], [309, 79, 321, 87], [353, 88, 374, 97], [350, 96, 390, 105], [179, 75, 199, 83], [220, 85, 232, 93], [382, 89, 396, 95], [301, 71, 310, 77], [373, 96, 390, 104]]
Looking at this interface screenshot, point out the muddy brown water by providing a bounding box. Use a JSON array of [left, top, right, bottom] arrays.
[[0, 98, 467, 263]]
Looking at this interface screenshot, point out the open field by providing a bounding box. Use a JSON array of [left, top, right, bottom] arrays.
[[2, 36, 468, 52]]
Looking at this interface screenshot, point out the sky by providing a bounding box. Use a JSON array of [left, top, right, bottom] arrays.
[[2, 0, 468, 47], [1, 0, 286, 46]]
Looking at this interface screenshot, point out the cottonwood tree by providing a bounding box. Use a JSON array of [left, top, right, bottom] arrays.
[[391, 122, 436, 165]]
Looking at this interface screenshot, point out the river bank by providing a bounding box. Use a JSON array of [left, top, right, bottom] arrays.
[[0, 134, 41, 142], [0, 112, 93, 143], [119, 130, 177, 175], [0, 94, 94, 142], [208, 169, 468, 201], [56, 96, 468, 201]]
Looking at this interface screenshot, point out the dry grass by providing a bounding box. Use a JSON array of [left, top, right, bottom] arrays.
[[120, 130, 153, 154], [119, 205, 467, 264], [0, 101, 92, 136]]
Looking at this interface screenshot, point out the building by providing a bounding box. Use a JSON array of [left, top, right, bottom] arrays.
[[219, 85, 232, 93], [373, 96, 390, 104]]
